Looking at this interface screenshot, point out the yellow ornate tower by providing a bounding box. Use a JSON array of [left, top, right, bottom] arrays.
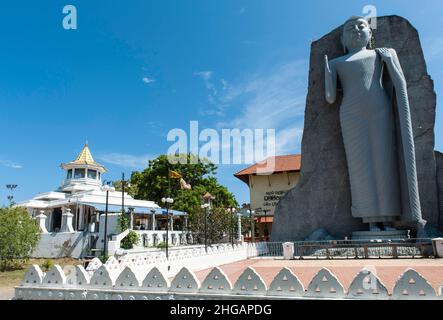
[[60, 143, 107, 192]]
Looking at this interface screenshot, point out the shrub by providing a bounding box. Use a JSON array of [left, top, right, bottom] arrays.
[[156, 242, 168, 249], [120, 230, 140, 249], [0, 207, 41, 271], [99, 253, 109, 263], [41, 259, 54, 271]]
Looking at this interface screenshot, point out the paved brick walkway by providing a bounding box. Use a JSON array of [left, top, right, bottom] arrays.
[[0, 288, 14, 300], [194, 258, 443, 294]]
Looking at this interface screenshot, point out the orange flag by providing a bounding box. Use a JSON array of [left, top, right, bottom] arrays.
[[169, 170, 182, 179]]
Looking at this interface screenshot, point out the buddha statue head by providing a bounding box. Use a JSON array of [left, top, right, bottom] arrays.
[[341, 16, 373, 53]]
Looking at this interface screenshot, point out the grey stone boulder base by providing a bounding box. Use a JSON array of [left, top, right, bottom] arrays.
[[271, 16, 440, 241], [303, 228, 335, 241], [437, 151, 443, 231]]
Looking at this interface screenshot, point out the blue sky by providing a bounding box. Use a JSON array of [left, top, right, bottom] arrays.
[[1, 0, 442, 206]]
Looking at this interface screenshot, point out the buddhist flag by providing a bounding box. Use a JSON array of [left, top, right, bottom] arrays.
[[169, 170, 182, 179], [180, 178, 192, 190]]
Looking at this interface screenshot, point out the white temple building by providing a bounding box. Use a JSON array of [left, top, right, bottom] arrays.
[[19, 144, 190, 258]]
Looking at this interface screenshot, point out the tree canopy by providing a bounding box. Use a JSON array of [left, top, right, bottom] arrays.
[[114, 154, 239, 243], [117, 154, 238, 213], [0, 207, 41, 271]]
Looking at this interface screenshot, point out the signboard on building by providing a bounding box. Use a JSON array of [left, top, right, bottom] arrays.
[[249, 172, 299, 214]]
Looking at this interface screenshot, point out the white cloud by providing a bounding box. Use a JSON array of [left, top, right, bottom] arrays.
[[0, 159, 23, 169], [195, 70, 221, 110], [275, 126, 304, 154], [193, 60, 308, 159], [97, 153, 153, 169], [221, 79, 229, 90], [142, 76, 155, 84], [216, 59, 308, 155], [195, 70, 213, 82]]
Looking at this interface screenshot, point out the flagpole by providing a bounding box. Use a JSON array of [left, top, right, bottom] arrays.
[[166, 167, 171, 262], [168, 168, 171, 198]]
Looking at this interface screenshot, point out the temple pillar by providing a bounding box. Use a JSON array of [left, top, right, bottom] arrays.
[[60, 208, 74, 232], [36, 211, 48, 234], [129, 209, 134, 229], [237, 213, 242, 242]]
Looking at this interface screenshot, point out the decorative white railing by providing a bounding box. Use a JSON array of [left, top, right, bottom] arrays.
[[14, 242, 443, 300], [133, 230, 192, 247], [15, 263, 442, 300], [110, 242, 254, 276]]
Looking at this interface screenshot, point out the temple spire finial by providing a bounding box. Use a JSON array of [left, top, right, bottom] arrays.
[[75, 143, 95, 164]]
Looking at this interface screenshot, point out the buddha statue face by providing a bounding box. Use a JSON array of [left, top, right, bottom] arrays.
[[341, 17, 372, 53]]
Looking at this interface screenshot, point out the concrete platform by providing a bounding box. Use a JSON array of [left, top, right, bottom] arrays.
[[351, 230, 410, 240]]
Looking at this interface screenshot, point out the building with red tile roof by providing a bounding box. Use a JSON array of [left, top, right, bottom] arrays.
[[234, 154, 301, 241]]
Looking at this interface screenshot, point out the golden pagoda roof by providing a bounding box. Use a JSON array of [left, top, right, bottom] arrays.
[[75, 143, 96, 164], [61, 143, 107, 172]]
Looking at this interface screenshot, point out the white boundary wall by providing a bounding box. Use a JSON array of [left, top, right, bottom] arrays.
[[15, 242, 443, 300], [15, 263, 442, 300], [111, 242, 256, 276]]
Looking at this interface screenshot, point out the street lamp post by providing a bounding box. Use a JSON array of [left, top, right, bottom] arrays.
[[230, 207, 234, 246], [101, 184, 115, 259], [247, 203, 255, 243], [121, 173, 125, 216], [201, 192, 214, 252], [263, 209, 270, 240], [237, 212, 242, 242], [161, 197, 174, 260], [6, 184, 18, 207], [201, 203, 210, 252]]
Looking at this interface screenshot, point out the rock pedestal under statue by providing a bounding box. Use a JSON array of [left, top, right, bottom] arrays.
[[351, 230, 410, 241], [271, 15, 442, 242]]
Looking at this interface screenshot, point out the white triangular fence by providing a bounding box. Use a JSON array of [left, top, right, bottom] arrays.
[[15, 264, 443, 300], [267, 267, 304, 297], [305, 268, 345, 298], [392, 268, 437, 299], [199, 267, 233, 294], [232, 267, 267, 295], [141, 267, 170, 292], [348, 268, 388, 299], [170, 267, 200, 293]]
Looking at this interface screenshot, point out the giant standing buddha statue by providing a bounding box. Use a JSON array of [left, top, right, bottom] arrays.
[[272, 15, 442, 242], [324, 17, 426, 238]]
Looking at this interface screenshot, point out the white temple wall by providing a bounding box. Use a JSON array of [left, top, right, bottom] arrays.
[[32, 232, 89, 259], [96, 213, 121, 250]]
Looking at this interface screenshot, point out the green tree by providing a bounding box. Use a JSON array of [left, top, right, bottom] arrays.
[[116, 154, 238, 243], [192, 206, 236, 244], [112, 180, 137, 197], [116, 210, 129, 233], [0, 207, 41, 271]]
